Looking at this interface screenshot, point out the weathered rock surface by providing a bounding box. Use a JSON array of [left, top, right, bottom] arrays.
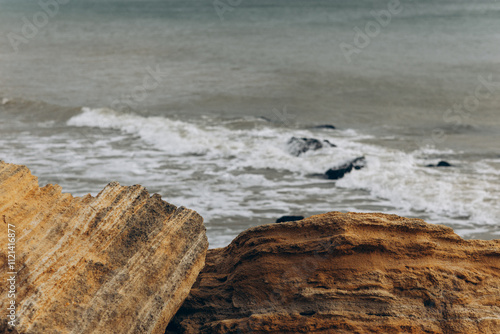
[[167, 212, 500, 334], [0, 161, 208, 334], [287, 137, 336, 157], [325, 156, 366, 180]]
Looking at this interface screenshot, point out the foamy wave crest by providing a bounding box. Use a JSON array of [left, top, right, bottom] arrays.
[[337, 149, 499, 226], [68, 107, 219, 155], [67, 107, 365, 174], [67, 107, 499, 235]]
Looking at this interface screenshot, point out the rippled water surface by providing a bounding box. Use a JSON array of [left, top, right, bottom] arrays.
[[1, 0, 499, 247]]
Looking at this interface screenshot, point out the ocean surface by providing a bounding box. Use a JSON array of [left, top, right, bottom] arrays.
[[1, 0, 499, 247]]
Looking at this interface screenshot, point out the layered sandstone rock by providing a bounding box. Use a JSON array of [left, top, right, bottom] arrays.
[[167, 212, 500, 334], [0, 161, 208, 334]]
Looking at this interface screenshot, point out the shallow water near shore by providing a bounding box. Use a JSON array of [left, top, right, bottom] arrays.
[[1, 0, 499, 247]]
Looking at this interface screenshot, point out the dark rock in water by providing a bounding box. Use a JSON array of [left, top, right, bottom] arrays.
[[323, 139, 335, 147], [312, 124, 336, 130], [275, 215, 305, 223], [437, 161, 452, 167], [325, 157, 366, 180], [426, 160, 452, 168], [287, 137, 336, 156]]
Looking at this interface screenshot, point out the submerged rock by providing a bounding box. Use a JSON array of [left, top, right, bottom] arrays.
[[275, 215, 304, 223], [325, 156, 366, 180], [287, 137, 336, 156], [426, 160, 453, 167], [167, 212, 500, 334], [311, 124, 336, 130], [0, 161, 208, 334]]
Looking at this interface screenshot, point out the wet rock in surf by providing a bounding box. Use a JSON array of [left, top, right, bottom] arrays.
[[287, 137, 336, 156], [275, 215, 305, 223], [426, 160, 453, 167], [325, 156, 366, 180], [0, 161, 208, 334], [311, 124, 336, 130]]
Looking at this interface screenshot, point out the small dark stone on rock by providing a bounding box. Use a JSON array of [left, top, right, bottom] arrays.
[[299, 310, 317, 316], [325, 157, 366, 180], [275, 216, 305, 224]]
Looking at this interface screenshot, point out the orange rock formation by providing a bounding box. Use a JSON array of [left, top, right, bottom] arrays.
[[167, 212, 500, 333], [0, 161, 208, 334]]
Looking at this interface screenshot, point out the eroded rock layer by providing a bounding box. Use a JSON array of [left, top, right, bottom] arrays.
[[167, 212, 500, 334], [0, 161, 208, 334]]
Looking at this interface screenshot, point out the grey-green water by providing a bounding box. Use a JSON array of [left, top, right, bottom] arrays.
[[1, 0, 499, 247]]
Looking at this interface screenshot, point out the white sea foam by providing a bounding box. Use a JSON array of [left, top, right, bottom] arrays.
[[66, 107, 500, 240], [67, 107, 365, 174]]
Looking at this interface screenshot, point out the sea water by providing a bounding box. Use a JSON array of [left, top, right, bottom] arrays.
[[1, 0, 499, 247]]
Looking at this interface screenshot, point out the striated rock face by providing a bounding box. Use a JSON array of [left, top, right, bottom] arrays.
[[167, 212, 500, 334], [0, 161, 208, 334]]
